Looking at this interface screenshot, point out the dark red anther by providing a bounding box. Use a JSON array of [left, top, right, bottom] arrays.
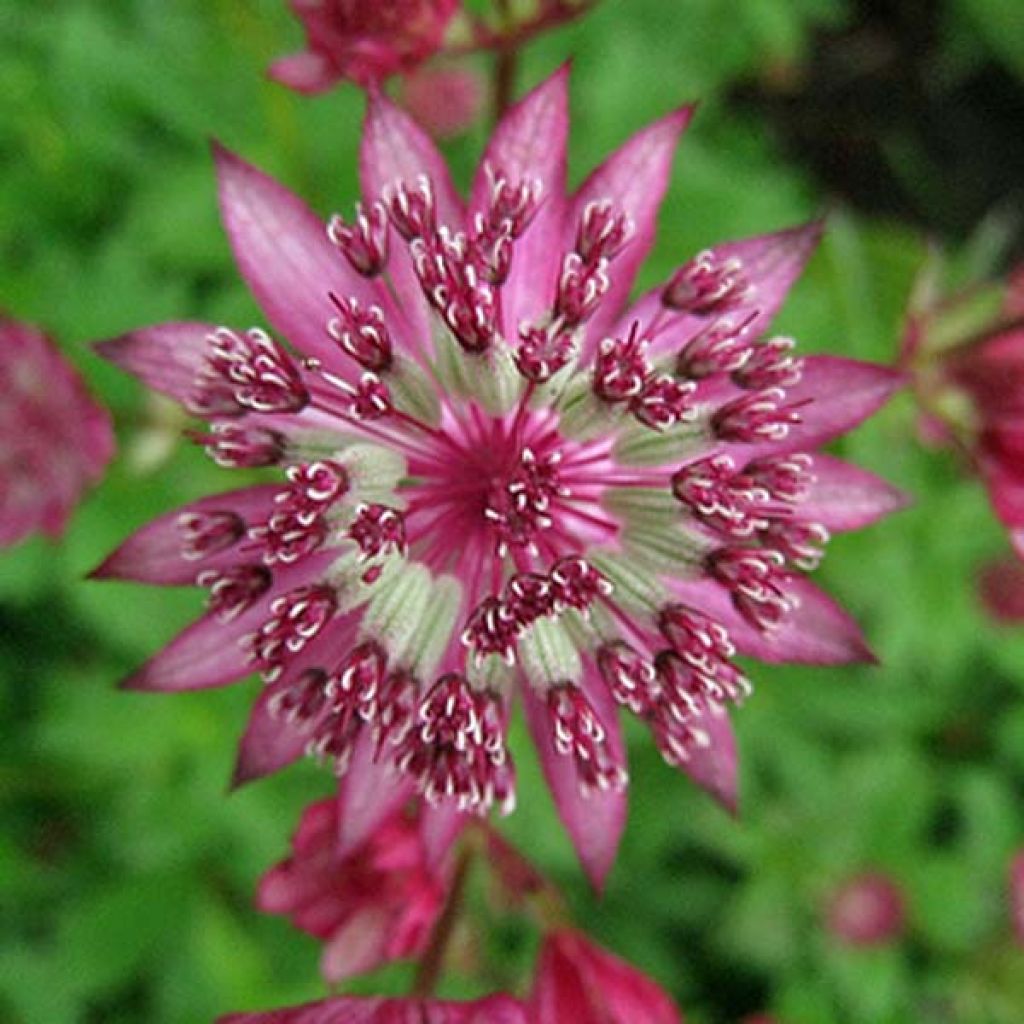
[[327, 200, 389, 277], [198, 563, 272, 622], [326, 640, 388, 709], [742, 453, 814, 505], [592, 324, 650, 403], [630, 373, 696, 431], [177, 509, 245, 561], [556, 252, 610, 327], [194, 423, 285, 468], [484, 166, 543, 238], [284, 460, 351, 509], [659, 604, 735, 664], [248, 583, 338, 681], [267, 667, 330, 727], [328, 294, 394, 372], [251, 509, 328, 566], [345, 372, 393, 420], [662, 249, 752, 315], [349, 503, 406, 559], [193, 327, 308, 416], [760, 519, 829, 571], [383, 176, 436, 241], [461, 596, 519, 664], [550, 556, 612, 613], [504, 572, 555, 627], [646, 657, 712, 768], [670, 454, 770, 538], [468, 221, 513, 285], [711, 389, 803, 443], [652, 650, 705, 718], [373, 668, 420, 751], [733, 336, 803, 390], [547, 682, 626, 795], [707, 546, 795, 632], [597, 641, 657, 715], [515, 323, 577, 383], [576, 200, 634, 263], [675, 314, 755, 379]]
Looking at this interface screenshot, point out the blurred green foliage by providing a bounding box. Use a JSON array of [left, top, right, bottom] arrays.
[[2, 1, 1024, 1022]]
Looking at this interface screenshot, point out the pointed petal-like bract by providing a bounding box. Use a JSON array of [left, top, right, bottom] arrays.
[[231, 687, 308, 788], [218, 994, 527, 1024], [90, 485, 279, 585], [529, 930, 682, 1024], [521, 663, 627, 891], [800, 455, 910, 532], [575, 107, 693, 351], [679, 702, 738, 814], [96, 322, 217, 407], [268, 52, 335, 95], [471, 67, 570, 334], [214, 145, 364, 369]]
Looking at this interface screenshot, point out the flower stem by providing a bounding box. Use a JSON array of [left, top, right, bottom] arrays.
[[412, 841, 477, 997], [493, 0, 518, 120]]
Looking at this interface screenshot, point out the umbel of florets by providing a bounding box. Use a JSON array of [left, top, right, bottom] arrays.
[[95, 69, 904, 886]]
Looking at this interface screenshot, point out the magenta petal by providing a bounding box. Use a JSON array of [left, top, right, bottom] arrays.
[[667, 576, 874, 665], [231, 687, 308, 788], [799, 454, 910, 532], [520, 665, 627, 891], [419, 803, 468, 873], [319, 905, 392, 984], [681, 702, 738, 814], [575, 107, 694, 350], [214, 145, 366, 367], [268, 51, 336, 94], [90, 485, 279, 585], [96, 321, 216, 406], [218, 997, 387, 1024], [335, 730, 413, 858], [470, 67, 570, 334]]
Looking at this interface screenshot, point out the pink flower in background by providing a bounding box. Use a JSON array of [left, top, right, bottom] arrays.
[[95, 68, 903, 888], [825, 872, 906, 947], [219, 993, 526, 1023], [1010, 850, 1024, 946], [257, 797, 448, 982], [271, 0, 460, 93], [399, 65, 484, 139], [529, 929, 682, 1023], [978, 556, 1024, 623], [0, 315, 114, 548]]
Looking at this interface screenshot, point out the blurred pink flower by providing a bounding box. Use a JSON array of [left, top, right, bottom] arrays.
[[219, 993, 526, 1023], [257, 797, 449, 983], [399, 65, 484, 139], [95, 69, 902, 888], [528, 928, 682, 1023], [978, 556, 1024, 623], [271, 0, 460, 93], [1011, 850, 1024, 946], [825, 872, 906, 947], [0, 315, 113, 547]]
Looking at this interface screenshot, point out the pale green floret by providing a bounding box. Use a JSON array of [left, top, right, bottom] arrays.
[[338, 443, 406, 497], [603, 486, 678, 528], [359, 561, 433, 662], [406, 574, 463, 679], [588, 549, 671, 614], [518, 615, 582, 689], [464, 337, 522, 416], [622, 524, 709, 574], [468, 652, 514, 693], [433, 323, 472, 398], [390, 353, 442, 427], [557, 375, 627, 441], [324, 549, 401, 610], [613, 417, 707, 466]]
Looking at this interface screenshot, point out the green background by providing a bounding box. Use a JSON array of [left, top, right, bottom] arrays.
[[2, 1, 1024, 1021]]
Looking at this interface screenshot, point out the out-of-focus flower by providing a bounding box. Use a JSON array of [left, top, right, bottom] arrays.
[[825, 872, 906, 947], [271, 0, 460, 93], [0, 315, 114, 548], [903, 262, 1024, 556], [95, 69, 902, 888], [399, 64, 484, 139], [219, 993, 526, 1023], [528, 928, 682, 1023], [1010, 850, 1024, 946], [257, 798, 448, 983], [978, 556, 1024, 623]]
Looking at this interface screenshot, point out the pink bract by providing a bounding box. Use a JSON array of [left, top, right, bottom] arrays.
[[219, 993, 526, 1023], [257, 798, 449, 983], [529, 928, 682, 1023], [271, 0, 460, 93], [0, 315, 114, 548], [96, 69, 903, 887]]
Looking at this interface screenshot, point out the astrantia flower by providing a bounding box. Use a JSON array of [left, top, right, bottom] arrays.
[[0, 315, 114, 547], [95, 70, 902, 886], [258, 798, 448, 983], [825, 871, 906, 947], [271, 0, 460, 93], [529, 929, 682, 1024], [219, 993, 526, 1023]]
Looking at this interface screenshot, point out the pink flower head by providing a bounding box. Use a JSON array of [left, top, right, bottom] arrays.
[[825, 871, 906, 947], [271, 0, 460, 93], [219, 993, 526, 1023], [0, 315, 114, 547], [528, 929, 682, 1023], [399, 65, 484, 139], [96, 70, 903, 887], [257, 798, 447, 982], [1011, 850, 1024, 946]]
